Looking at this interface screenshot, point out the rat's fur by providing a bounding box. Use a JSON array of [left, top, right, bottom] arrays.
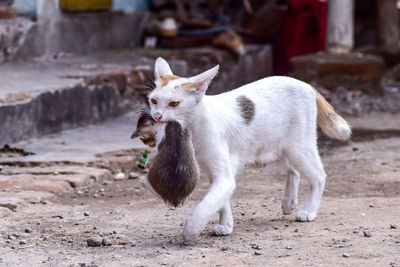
[[146, 121, 200, 207], [132, 108, 200, 207], [147, 57, 351, 244]]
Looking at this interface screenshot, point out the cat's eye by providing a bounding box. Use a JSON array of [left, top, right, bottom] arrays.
[[151, 98, 157, 105], [169, 101, 180, 107]]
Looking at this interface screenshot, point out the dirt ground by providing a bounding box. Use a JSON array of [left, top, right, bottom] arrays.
[[1, 128, 400, 266]]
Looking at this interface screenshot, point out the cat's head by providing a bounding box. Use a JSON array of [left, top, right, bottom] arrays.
[[148, 57, 219, 123]]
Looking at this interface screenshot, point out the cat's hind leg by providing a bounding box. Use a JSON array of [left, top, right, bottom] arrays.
[[213, 200, 234, 236], [286, 147, 326, 222], [282, 161, 300, 215]]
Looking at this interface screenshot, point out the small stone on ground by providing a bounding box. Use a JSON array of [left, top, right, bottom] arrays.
[[87, 235, 103, 247]]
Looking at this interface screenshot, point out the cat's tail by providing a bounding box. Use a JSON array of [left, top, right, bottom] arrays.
[[315, 91, 351, 141]]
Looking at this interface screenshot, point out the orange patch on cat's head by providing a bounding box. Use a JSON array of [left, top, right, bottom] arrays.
[[160, 75, 180, 87]]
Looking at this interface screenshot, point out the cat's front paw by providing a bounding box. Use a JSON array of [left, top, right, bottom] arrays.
[[182, 219, 202, 245], [295, 210, 316, 222], [213, 224, 233, 236], [182, 227, 200, 245]]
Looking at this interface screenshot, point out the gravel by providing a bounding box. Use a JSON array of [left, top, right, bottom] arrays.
[[87, 235, 103, 247], [363, 230, 372, 237], [359, 225, 375, 230], [390, 223, 398, 229], [114, 172, 125, 180], [102, 179, 112, 185], [7, 233, 17, 240], [102, 237, 112, 246], [128, 172, 139, 179], [343, 253, 350, 258]]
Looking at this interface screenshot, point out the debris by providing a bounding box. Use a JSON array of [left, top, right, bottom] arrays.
[[102, 237, 112, 246], [7, 233, 17, 240], [87, 235, 103, 247], [114, 172, 125, 180], [363, 230, 372, 237], [24, 229, 32, 234], [342, 253, 350, 258], [19, 240, 27, 245], [0, 144, 34, 158], [103, 179, 112, 185], [0, 203, 17, 212], [360, 226, 375, 230], [251, 244, 261, 250], [0, 244, 37, 254], [390, 223, 398, 229], [254, 251, 262, 256], [221, 247, 229, 251], [84, 212, 90, 217], [137, 150, 151, 169], [128, 172, 139, 179], [112, 242, 127, 246]]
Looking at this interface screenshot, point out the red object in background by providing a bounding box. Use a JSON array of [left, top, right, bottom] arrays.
[[274, 0, 327, 75]]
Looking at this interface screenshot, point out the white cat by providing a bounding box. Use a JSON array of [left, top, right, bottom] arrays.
[[147, 57, 351, 244]]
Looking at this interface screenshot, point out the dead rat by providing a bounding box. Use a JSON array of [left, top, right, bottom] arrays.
[[131, 109, 200, 207]]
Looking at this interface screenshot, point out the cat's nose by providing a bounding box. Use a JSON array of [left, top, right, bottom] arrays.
[[154, 112, 163, 121]]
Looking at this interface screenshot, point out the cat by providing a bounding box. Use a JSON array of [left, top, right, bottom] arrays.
[[146, 57, 351, 244]]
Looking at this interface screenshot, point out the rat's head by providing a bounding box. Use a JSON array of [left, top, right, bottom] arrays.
[[148, 57, 219, 123]]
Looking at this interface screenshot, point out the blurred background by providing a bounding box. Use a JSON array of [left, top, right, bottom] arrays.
[[0, 0, 399, 154]]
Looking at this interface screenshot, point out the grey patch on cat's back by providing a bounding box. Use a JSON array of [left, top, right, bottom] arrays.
[[236, 95, 255, 124]]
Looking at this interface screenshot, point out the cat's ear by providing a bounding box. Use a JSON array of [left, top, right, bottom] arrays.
[[154, 57, 173, 80], [188, 65, 219, 94]]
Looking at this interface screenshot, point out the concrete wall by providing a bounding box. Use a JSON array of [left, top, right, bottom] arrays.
[[11, 11, 151, 61], [0, 84, 121, 146], [0, 0, 151, 63]]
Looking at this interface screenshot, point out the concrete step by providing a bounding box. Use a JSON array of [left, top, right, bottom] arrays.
[[0, 114, 146, 213]]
